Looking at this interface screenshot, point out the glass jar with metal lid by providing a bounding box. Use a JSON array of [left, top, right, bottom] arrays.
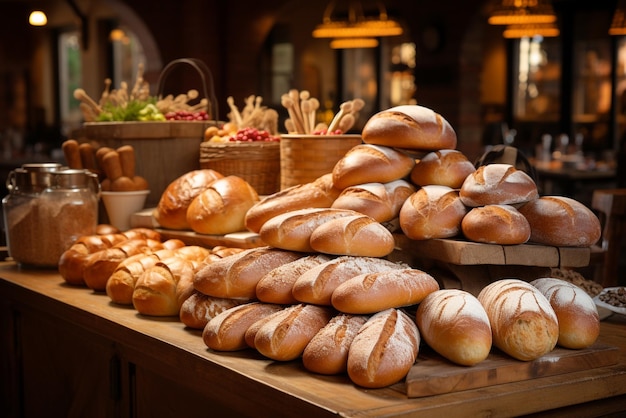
[[2, 163, 100, 267]]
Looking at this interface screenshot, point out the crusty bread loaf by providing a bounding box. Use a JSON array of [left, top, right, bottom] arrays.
[[302, 314, 368, 375], [254, 304, 335, 361], [399, 185, 467, 240], [203, 302, 284, 351], [331, 144, 416, 190], [477, 279, 558, 361], [244, 313, 278, 349], [193, 246, 303, 299], [258, 208, 361, 252], [530, 278, 600, 349], [347, 308, 420, 388], [255, 254, 332, 304], [153, 169, 224, 230], [331, 268, 439, 314], [361, 105, 457, 151], [186, 175, 259, 235], [330, 180, 416, 223], [416, 289, 492, 366], [244, 173, 341, 233], [410, 149, 475, 188], [518, 195, 601, 247], [459, 163, 538, 207], [309, 214, 396, 257], [292, 256, 405, 306], [461, 204, 531, 245], [179, 291, 248, 329]]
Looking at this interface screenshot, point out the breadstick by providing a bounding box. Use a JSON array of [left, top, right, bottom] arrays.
[[62, 139, 83, 169], [79, 143, 97, 171], [117, 145, 136, 178]]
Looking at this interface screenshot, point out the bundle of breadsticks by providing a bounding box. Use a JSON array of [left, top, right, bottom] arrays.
[[280, 89, 364, 135]]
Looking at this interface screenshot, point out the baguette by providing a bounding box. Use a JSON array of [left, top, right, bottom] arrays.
[[179, 291, 248, 329]]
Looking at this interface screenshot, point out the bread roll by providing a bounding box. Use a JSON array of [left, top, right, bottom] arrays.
[[361, 105, 457, 151], [180, 291, 248, 329], [347, 308, 420, 388], [410, 149, 475, 188], [186, 175, 259, 235], [254, 304, 334, 361], [530, 278, 600, 349], [459, 163, 538, 207], [331, 144, 415, 190], [255, 254, 332, 304], [302, 314, 368, 375], [477, 279, 558, 361], [258, 208, 360, 252], [331, 268, 439, 314], [203, 302, 284, 351], [244, 173, 341, 233], [330, 180, 416, 223], [193, 246, 303, 299], [416, 289, 492, 366], [461, 204, 531, 245], [518, 196, 601, 247], [153, 169, 224, 230], [309, 214, 396, 257], [399, 185, 467, 240], [292, 256, 405, 306]]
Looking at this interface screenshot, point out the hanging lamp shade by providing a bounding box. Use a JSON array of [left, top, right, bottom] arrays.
[[503, 22, 560, 38], [488, 0, 557, 25], [610, 0, 626, 36]]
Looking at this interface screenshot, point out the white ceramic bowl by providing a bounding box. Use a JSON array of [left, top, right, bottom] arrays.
[[101, 190, 150, 231]]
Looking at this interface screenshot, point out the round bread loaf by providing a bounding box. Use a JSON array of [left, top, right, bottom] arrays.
[[302, 313, 368, 375], [477, 279, 558, 361], [347, 308, 420, 388], [361, 105, 457, 151], [186, 175, 259, 235], [244, 173, 342, 233], [416, 289, 492, 366], [331, 144, 415, 190], [179, 291, 247, 330], [518, 195, 601, 247], [399, 185, 467, 240], [530, 278, 600, 349], [410, 149, 476, 188], [461, 204, 531, 245], [459, 163, 538, 207]]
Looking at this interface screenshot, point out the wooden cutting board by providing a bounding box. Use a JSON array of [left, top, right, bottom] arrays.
[[406, 343, 619, 398]]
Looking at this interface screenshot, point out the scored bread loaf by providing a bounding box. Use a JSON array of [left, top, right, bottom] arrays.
[[410, 149, 475, 188], [331, 144, 416, 190], [530, 277, 600, 349], [309, 214, 396, 257], [153, 169, 224, 230], [399, 185, 467, 240], [255, 254, 332, 304], [302, 313, 369, 375], [347, 308, 420, 388], [254, 304, 335, 361], [459, 163, 538, 207], [518, 195, 601, 247], [461, 204, 531, 245], [416, 289, 492, 366], [331, 268, 439, 314], [245, 313, 279, 349], [477, 279, 558, 361], [203, 302, 285, 351], [292, 256, 406, 306], [179, 291, 248, 329], [244, 173, 342, 233], [361, 105, 457, 151], [330, 180, 416, 223], [186, 175, 260, 235]]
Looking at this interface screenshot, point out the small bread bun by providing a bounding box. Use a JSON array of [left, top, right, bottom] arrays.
[[399, 185, 467, 240], [410, 149, 476, 188], [459, 163, 538, 207], [461, 204, 531, 245], [331, 144, 415, 190], [518, 196, 601, 247], [361, 105, 457, 151], [530, 278, 600, 349]]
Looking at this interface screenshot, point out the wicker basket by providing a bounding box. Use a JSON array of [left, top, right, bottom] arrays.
[[200, 141, 280, 195], [280, 134, 362, 189]]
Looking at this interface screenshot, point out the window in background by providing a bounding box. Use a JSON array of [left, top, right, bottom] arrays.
[[58, 30, 82, 136]]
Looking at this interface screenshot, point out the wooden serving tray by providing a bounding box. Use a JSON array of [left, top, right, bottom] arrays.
[[406, 342, 619, 398]]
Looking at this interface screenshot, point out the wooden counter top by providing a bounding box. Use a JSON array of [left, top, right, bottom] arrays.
[[1, 263, 626, 417]]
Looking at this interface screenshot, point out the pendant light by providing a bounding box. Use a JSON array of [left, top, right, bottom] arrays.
[[487, 0, 557, 26]]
